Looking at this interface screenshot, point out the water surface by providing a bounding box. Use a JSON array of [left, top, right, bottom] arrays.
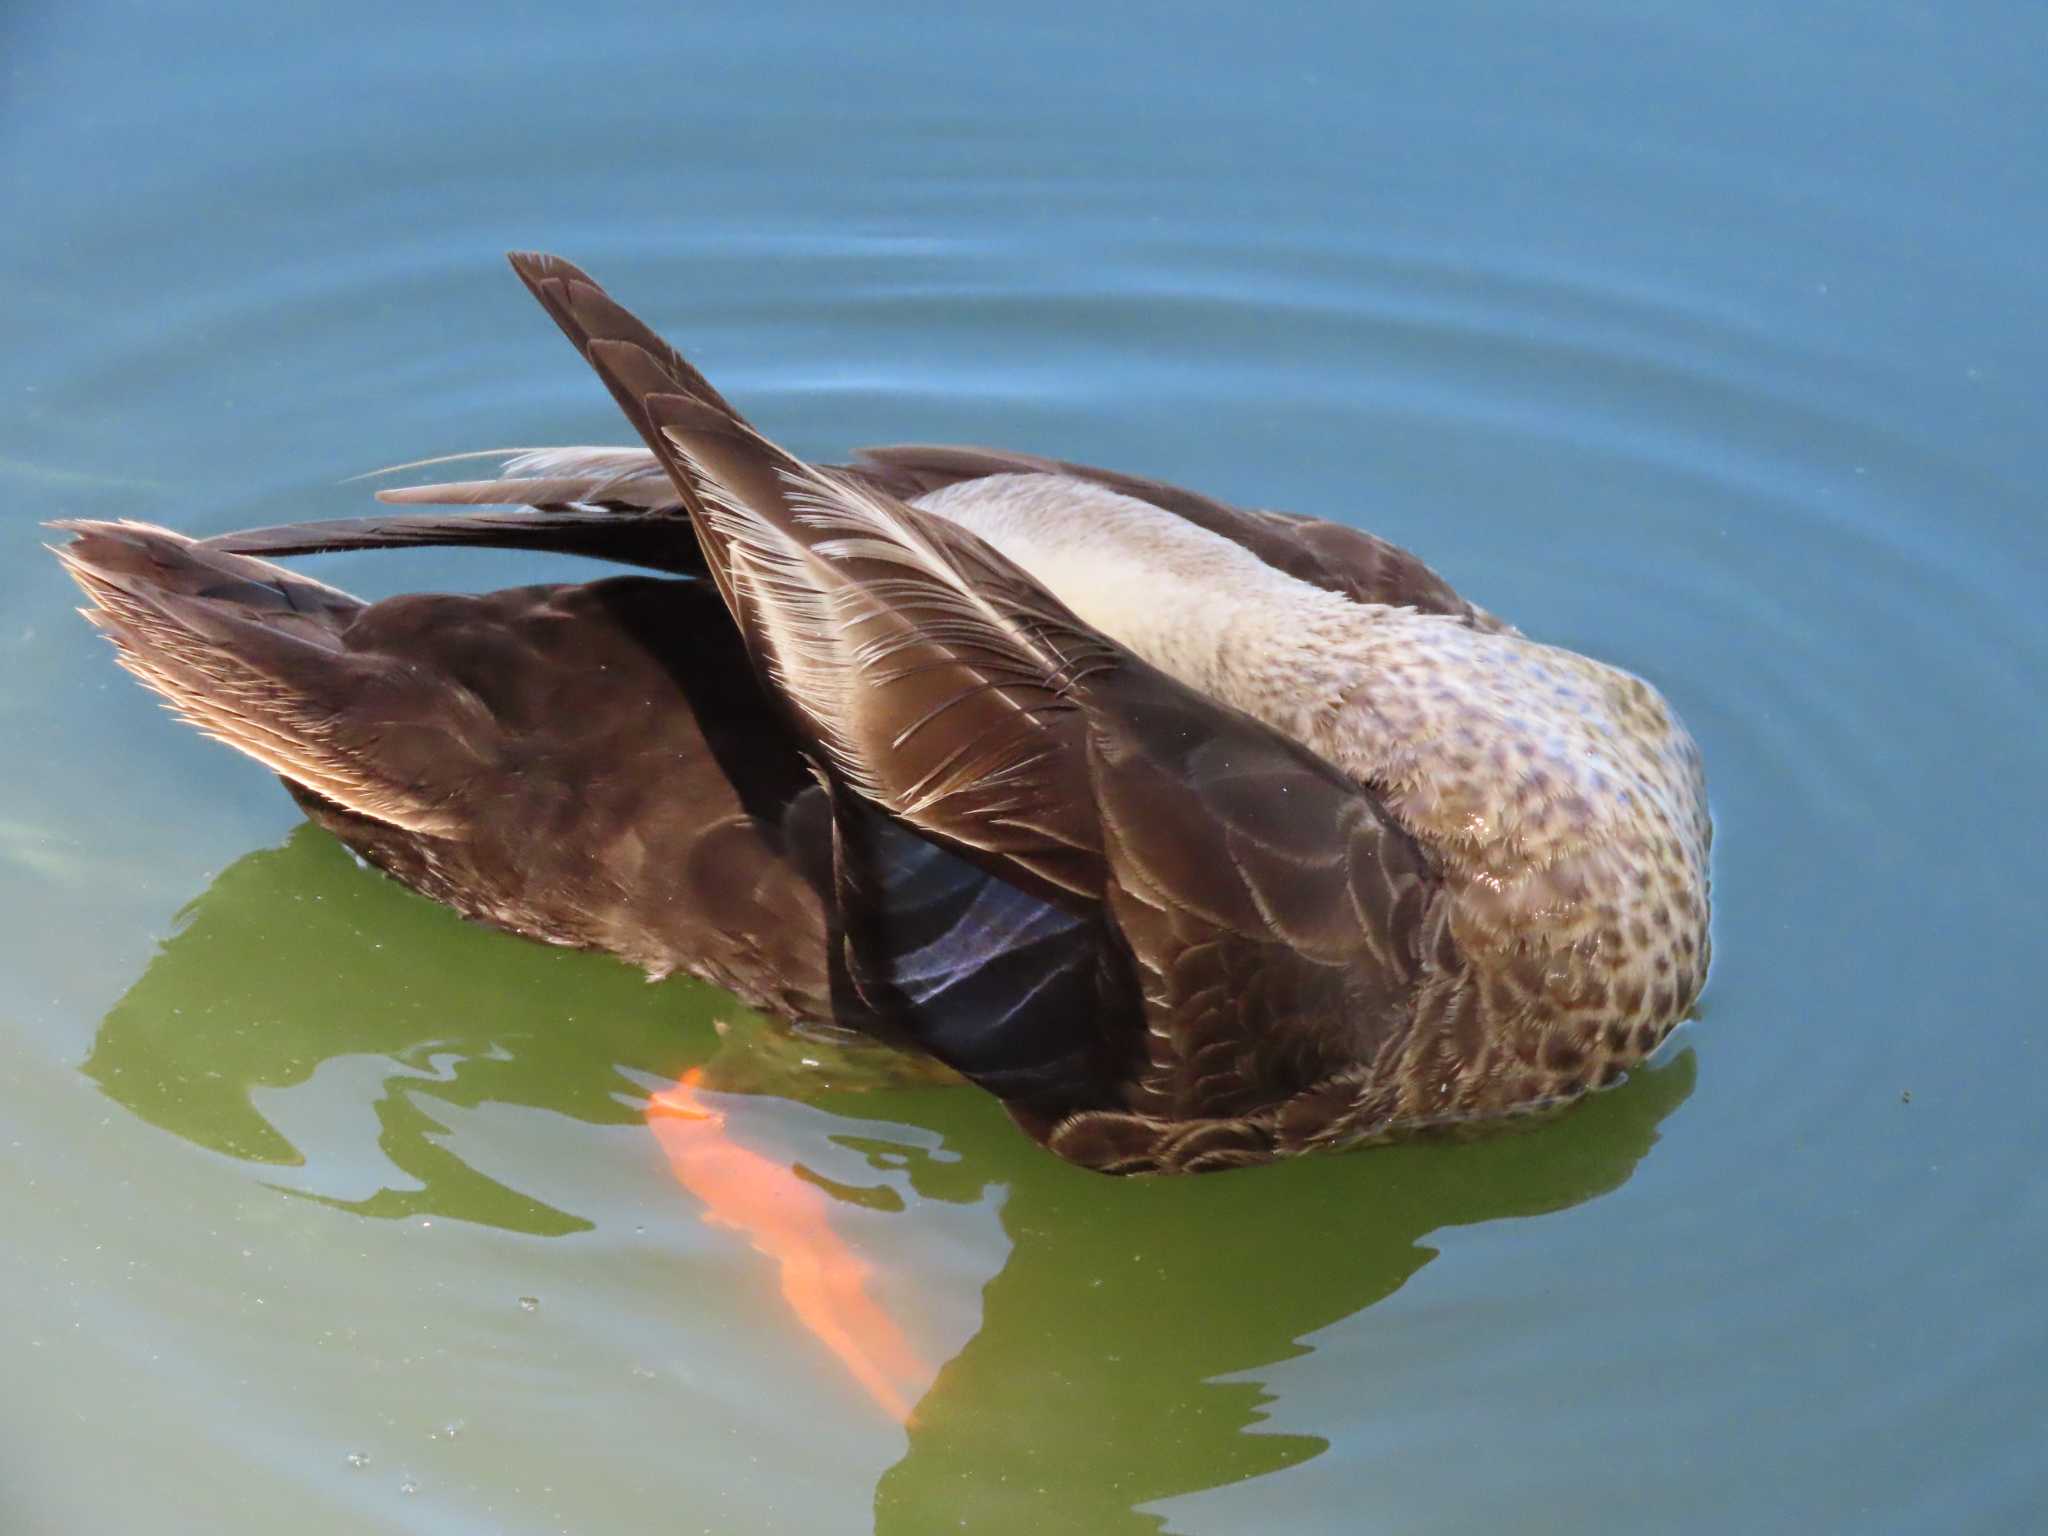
[[4, 2, 2045, 1531]]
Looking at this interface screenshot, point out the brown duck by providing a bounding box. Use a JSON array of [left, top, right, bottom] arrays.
[[54, 254, 1711, 1174]]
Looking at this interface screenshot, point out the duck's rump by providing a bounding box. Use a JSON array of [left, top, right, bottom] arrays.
[[56, 522, 835, 1022]]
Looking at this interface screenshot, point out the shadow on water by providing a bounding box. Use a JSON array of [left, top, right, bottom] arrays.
[[86, 821, 1696, 1529]]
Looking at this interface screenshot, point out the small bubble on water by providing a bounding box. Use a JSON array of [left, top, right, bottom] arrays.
[[518, 1295, 540, 1312], [429, 1418, 465, 1441], [345, 1451, 370, 1470], [400, 1475, 419, 1496]]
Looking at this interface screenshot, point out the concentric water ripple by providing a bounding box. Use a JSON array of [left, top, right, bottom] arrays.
[[4, 1, 2045, 1532]]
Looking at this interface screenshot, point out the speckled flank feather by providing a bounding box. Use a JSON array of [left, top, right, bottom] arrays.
[[51, 251, 1712, 1174]]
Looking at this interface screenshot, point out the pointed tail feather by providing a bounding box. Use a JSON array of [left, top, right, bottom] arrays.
[[51, 520, 481, 834]]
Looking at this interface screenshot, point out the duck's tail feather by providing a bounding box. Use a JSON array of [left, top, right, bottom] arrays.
[[51, 519, 478, 835]]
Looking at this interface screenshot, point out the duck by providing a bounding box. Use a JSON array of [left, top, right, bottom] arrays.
[[53, 253, 1711, 1174]]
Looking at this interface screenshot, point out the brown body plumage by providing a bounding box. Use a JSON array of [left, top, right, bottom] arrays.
[[53, 254, 1710, 1173]]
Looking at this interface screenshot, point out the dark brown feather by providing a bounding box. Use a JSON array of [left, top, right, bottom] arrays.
[[506, 252, 1118, 907], [205, 506, 705, 576], [1061, 664, 1440, 1168], [57, 522, 832, 1021]]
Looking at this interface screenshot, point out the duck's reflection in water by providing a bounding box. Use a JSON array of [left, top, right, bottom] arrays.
[[867, 1052, 1693, 1530], [88, 824, 1696, 1528]]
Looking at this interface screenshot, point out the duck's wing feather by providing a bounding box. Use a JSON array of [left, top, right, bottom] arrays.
[[511, 253, 1446, 1167], [820, 780, 1134, 1117], [204, 444, 700, 571], [1039, 653, 1443, 1170], [204, 505, 705, 574], [372, 445, 680, 512], [509, 250, 1116, 905]]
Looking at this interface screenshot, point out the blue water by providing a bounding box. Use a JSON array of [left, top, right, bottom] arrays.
[[4, 2, 2045, 1531]]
